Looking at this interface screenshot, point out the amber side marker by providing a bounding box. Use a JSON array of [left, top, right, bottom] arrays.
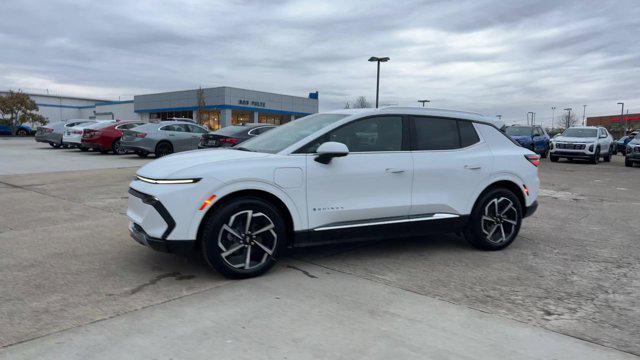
[[199, 195, 217, 211]]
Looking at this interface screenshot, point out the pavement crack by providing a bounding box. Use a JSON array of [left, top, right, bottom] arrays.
[[285, 265, 318, 279], [129, 272, 196, 295]]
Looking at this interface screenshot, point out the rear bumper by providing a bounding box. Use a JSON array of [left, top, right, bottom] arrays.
[[81, 141, 107, 150], [523, 200, 538, 218]]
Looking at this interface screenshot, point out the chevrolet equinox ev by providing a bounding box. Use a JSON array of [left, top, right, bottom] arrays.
[[127, 107, 540, 278]]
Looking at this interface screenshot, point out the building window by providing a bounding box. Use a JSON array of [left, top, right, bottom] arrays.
[[259, 113, 283, 125], [198, 110, 220, 130], [150, 110, 194, 121], [232, 110, 253, 125]]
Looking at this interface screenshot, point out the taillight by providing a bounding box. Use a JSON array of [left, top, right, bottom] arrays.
[[73, 130, 83, 134], [525, 154, 540, 167], [221, 137, 239, 144], [135, 133, 146, 138]]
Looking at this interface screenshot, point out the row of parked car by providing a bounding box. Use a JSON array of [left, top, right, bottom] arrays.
[[504, 124, 640, 167], [35, 118, 276, 157]]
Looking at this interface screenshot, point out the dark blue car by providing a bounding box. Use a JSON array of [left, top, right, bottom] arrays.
[[612, 132, 638, 155], [0, 123, 33, 136], [505, 125, 550, 158]]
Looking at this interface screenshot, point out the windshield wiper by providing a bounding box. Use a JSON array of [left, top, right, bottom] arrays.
[[233, 146, 254, 152]]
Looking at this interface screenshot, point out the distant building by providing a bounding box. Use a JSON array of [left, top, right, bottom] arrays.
[[1, 86, 319, 130], [587, 113, 640, 138]]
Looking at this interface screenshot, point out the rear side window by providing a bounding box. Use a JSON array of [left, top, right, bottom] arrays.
[[161, 124, 188, 132], [412, 117, 480, 150], [187, 125, 208, 133]]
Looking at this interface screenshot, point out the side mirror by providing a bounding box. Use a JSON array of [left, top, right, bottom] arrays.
[[599, 134, 607, 138], [315, 141, 349, 164]]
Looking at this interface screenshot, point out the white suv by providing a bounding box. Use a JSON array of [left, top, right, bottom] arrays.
[[549, 126, 613, 164], [127, 107, 540, 278]]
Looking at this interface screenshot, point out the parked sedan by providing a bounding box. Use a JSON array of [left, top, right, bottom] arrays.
[[81, 121, 146, 154], [120, 121, 209, 157], [504, 125, 550, 157], [0, 123, 33, 136], [625, 134, 640, 167], [36, 120, 95, 148], [63, 120, 115, 150], [199, 124, 276, 148]]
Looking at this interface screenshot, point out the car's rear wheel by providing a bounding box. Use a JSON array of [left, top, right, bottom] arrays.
[[113, 139, 126, 155], [135, 150, 148, 158], [79, 146, 89, 152], [155, 142, 173, 157], [550, 155, 559, 162], [540, 148, 548, 158], [49, 142, 60, 148], [465, 188, 522, 251], [16, 129, 28, 136], [625, 157, 633, 167], [201, 197, 286, 279]]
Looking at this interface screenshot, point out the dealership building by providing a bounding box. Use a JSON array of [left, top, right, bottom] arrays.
[[587, 113, 640, 138], [2, 86, 319, 130]]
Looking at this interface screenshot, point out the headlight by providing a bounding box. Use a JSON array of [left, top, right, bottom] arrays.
[[588, 144, 594, 152], [136, 175, 201, 184]]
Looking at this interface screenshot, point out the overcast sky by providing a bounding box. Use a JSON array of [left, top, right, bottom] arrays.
[[1, 0, 639, 124]]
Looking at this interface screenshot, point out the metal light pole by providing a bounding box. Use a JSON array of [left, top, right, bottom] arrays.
[[418, 99, 430, 107], [618, 102, 625, 134], [551, 106, 556, 130], [564, 108, 572, 129], [582, 104, 587, 125], [527, 112, 534, 125], [368, 56, 390, 108]]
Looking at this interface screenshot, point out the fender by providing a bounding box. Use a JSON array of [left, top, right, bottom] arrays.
[[186, 179, 306, 240], [467, 171, 529, 213]]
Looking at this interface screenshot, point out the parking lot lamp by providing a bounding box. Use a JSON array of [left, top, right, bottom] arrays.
[[368, 57, 390, 108], [564, 108, 572, 129], [582, 105, 587, 125], [551, 107, 556, 130], [418, 99, 430, 107]]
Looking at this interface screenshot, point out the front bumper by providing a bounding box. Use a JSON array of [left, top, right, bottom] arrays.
[[549, 150, 593, 159], [127, 188, 195, 253], [626, 152, 640, 161]]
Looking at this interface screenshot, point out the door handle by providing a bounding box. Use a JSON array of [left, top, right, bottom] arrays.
[[385, 168, 405, 174], [464, 165, 482, 170], [168, 134, 175, 136]]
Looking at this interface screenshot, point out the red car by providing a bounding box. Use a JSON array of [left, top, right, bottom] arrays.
[[81, 121, 146, 154]]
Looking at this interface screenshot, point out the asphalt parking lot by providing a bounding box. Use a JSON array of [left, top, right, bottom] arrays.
[[1, 137, 639, 359]]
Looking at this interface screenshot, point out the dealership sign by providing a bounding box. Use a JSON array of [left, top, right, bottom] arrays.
[[238, 100, 266, 108]]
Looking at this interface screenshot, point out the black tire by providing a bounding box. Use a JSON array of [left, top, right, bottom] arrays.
[[99, 149, 109, 154], [16, 129, 28, 136], [79, 146, 89, 152], [113, 139, 126, 155], [541, 148, 548, 158], [591, 148, 600, 164], [550, 155, 559, 162], [135, 151, 149, 158], [49, 142, 60, 148], [155, 141, 173, 157], [603, 148, 611, 162], [201, 197, 286, 279], [465, 188, 522, 251], [625, 157, 633, 167]]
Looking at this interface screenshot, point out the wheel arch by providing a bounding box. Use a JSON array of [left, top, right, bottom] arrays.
[[471, 179, 527, 215], [155, 140, 173, 153], [196, 188, 298, 248]]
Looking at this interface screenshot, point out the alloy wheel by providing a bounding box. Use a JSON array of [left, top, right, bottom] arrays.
[[481, 197, 518, 244], [114, 140, 125, 155], [217, 210, 277, 270]]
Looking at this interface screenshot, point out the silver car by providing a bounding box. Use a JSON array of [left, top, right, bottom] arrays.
[[35, 120, 96, 148], [120, 121, 209, 157]]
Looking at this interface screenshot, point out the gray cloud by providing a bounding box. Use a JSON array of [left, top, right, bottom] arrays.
[[1, 0, 639, 124]]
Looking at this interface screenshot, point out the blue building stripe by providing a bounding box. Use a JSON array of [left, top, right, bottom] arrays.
[[37, 103, 95, 109], [135, 104, 312, 117]]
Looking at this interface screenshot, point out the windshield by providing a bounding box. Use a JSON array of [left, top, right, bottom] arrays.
[[237, 113, 349, 153], [505, 126, 532, 136], [562, 128, 597, 138]]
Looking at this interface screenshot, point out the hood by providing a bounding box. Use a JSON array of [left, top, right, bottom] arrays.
[[553, 136, 597, 143], [628, 139, 640, 146], [137, 149, 270, 179]]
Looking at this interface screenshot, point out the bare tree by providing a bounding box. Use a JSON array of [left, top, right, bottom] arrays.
[[196, 87, 206, 125], [344, 96, 371, 109], [557, 112, 579, 130]]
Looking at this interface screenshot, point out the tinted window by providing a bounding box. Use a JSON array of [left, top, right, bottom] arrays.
[[302, 116, 402, 153], [413, 117, 460, 150], [459, 121, 480, 147], [161, 124, 188, 132], [505, 126, 532, 136], [214, 126, 253, 136], [188, 124, 208, 133], [249, 126, 274, 135]]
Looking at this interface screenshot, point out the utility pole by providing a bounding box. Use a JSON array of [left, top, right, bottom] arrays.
[[564, 108, 572, 129], [582, 104, 587, 125]]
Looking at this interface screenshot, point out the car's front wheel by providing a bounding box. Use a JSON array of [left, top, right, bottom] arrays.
[[465, 188, 522, 251], [625, 157, 634, 167], [550, 154, 559, 162], [113, 139, 126, 155], [201, 197, 286, 279], [155, 141, 173, 157]]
